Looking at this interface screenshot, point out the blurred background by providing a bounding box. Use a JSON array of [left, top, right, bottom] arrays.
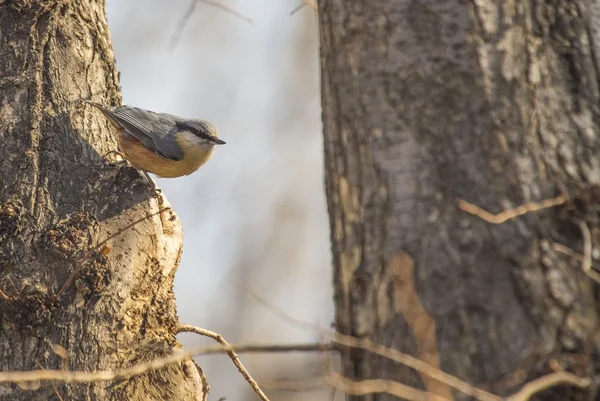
[[105, 1, 334, 400]]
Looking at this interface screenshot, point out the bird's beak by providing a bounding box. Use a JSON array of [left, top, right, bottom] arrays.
[[210, 137, 226, 145]]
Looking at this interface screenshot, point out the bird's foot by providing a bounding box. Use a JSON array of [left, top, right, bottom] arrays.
[[104, 150, 128, 166], [134, 171, 164, 202]]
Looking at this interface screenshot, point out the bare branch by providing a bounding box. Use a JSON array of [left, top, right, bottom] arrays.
[[0, 338, 335, 389], [553, 226, 600, 285], [505, 372, 590, 401], [1, 328, 587, 401], [331, 332, 501, 401], [290, 0, 318, 15], [326, 371, 436, 401], [247, 289, 501, 401], [177, 324, 270, 401], [576, 220, 600, 284], [553, 242, 587, 263], [171, 0, 253, 48], [199, 0, 253, 23], [249, 292, 594, 400], [0, 348, 197, 385], [457, 194, 568, 224], [325, 371, 590, 401], [259, 378, 326, 392]]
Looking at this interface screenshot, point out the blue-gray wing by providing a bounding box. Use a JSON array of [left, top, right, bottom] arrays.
[[109, 106, 184, 161]]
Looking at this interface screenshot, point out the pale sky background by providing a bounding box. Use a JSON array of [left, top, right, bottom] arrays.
[[105, 1, 333, 399]]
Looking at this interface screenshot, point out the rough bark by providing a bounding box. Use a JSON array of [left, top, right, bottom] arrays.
[[320, 0, 600, 400], [0, 1, 203, 400]]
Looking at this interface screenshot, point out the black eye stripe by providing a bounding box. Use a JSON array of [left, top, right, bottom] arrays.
[[176, 121, 207, 136]]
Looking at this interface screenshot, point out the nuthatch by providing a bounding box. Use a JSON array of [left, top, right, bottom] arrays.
[[82, 100, 225, 184]]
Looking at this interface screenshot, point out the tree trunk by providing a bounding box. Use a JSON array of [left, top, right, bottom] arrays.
[[320, 0, 600, 400], [0, 2, 203, 400]]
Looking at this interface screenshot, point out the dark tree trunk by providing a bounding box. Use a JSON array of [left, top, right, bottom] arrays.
[[320, 0, 600, 400], [0, 2, 203, 400]]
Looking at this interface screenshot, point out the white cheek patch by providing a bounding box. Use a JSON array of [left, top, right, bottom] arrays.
[[179, 130, 212, 146], [179, 130, 199, 145]]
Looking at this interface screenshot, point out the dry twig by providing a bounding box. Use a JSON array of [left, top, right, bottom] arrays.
[[457, 194, 568, 224], [553, 242, 587, 264], [326, 371, 443, 401], [332, 333, 499, 400], [290, 0, 318, 15], [259, 378, 326, 392], [0, 340, 332, 387], [178, 324, 270, 401], [0, 331, 589, 401], [247, 289, 500, 401], [248, 290, 593, 401], [0, 346, 212, 385], [505, 371, 590, 401], [553, 225, 600, 285], [324, 370, 589, 401], [171, 0, 253, 48], [575, 220, 600, 284]]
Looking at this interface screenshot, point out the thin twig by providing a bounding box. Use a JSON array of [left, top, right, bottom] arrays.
[[171, 0, 198, 48], [42, 360, 65, 401], [249, 291, 593, 400], [326, 372, 440, 401], [576, 220, 600, 284], [291, 0, 318, 15], [200, 0, 253, 23], [505, 371, 590, 401], [56, 207, 172, 298], [177, 324, 270, 401], [0, 340, 332, 386], [325, 371, 589, 401], [553, 242, 586, 263], [259, 378, 326, 392], [201, 343, 333, 353], [179, 332, 334, 354], [457, 194, 568, 224], [0, 335, 590, 401], [247, 289, 500, 401], [0, 341, 266, 385], [52, 386, 65, 401], [289, 3, 306, 15], [553, 241, 600, 285], [0, 345, 216, 384], [171, 0, 253, 48], [332, 333, 500, 400]]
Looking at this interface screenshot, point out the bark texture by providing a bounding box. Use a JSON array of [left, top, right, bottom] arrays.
[[320, 0, 600, 400], [0, 1, 203, 400]]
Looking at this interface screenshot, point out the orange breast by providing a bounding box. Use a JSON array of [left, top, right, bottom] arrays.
[[117, 131, 213, 178]]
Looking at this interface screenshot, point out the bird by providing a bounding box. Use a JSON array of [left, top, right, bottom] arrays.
[[82, 100, 225, 188]]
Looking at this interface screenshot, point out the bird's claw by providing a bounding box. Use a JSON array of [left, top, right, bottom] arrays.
[[138, 171, 164, 201], [104, 150, 129, 168], [104, 149, 126, 161]]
